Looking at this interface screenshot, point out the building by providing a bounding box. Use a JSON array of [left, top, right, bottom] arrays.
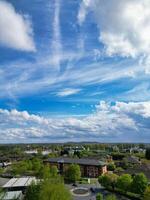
[[44, 157, 107, 178], [0, 191, 23, 200], [2, 177, 37, 192], [124, 156, 141, 165]]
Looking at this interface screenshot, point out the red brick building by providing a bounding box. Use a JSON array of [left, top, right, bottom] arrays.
[[44, 157, 107, 178]]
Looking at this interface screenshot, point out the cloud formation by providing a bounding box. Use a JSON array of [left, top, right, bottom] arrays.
[[78, 0, 150, 57], [57, 88, 81, 97], [0, 1, 35, 51], [51, 0, 62, 69], [0, 101, 150, 142]]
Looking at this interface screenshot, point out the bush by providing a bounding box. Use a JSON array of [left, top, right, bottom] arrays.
[[145, 148, 150, 160], [143, 186, 150, 200], [106, 194, 117, 200], [96, 193, 103, 200], [108, 163, 116, 171]]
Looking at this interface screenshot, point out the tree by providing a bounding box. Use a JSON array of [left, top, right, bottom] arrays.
[[145, 148, 150, 160], [32, 158, 42, 174], [39, 165, 51, 180], [25, 180, 72, 200], [39, 181, 72, 200], [99, 173, 118, 190], [116, 174, 132, 192], [65, 164, 81, 183], [25, 182, 41, 200], [12, 160, 28, 175], [143, 186, 150, 200], [50, 166, 58, 177], [131, 173, 148, 195], [106, 194, 117, 200], [107, 163, 116, 171], [0, 189, 4, 200], [96, 193, 103, 200]]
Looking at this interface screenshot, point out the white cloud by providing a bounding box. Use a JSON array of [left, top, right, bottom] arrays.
[[57, 88, 81, 97], [78, 0, 150, 57], [0, 1, 35, 51], [0, 101, 150, 142], [51, 0, 62, 69]]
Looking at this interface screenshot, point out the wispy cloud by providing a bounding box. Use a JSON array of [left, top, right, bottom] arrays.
[[51, 0, 62, 70], [56, 88, 81, 97]]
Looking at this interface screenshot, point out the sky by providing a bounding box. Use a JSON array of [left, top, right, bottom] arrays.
[[0, 0, 150, 143]]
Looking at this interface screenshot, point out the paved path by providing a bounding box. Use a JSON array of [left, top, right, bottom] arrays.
[[66, 183, 131, 200]]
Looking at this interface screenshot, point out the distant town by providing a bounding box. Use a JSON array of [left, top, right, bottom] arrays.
[[0, 143, 150, 200]]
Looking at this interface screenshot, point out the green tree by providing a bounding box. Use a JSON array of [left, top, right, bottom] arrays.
[[50, 166, 58, 177], [32, 158, 42, 174], [39, 165, 58, 180], [12, 160, 28, 175], [39, 181, 72, 200], [65, 164, 81, 183], [107, 163, 116, 171], [99, 173, 118, 190], [96, 193, 103, 200], [116, 174, 132, 192], [0, 189, 4, 200], [106, 194, 117, 200], [39, 165, 51, 180], [25, 182, 41, 200], [145, 148, 150, 160], [131, 173, 148, 195], [143, 186, 150, 200]]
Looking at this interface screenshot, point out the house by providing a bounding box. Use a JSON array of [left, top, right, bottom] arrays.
[[0, 191, 23, 200], [44, 157, 107, 178], [124, 156, 141, 165]]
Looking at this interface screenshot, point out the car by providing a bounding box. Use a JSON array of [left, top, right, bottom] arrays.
[[72, 183, 78, 187], [90, 187, 95, 193]]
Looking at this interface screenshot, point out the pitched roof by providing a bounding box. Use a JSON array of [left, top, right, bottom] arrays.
[[46, 157, 106, 166]]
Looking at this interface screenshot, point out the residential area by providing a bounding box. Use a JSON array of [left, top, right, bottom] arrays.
[[0, 143, 150, 200]]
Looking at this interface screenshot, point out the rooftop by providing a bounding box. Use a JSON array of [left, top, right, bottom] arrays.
[[0, 191, 22, 200], [46, 157, 106, 166], [2, 177, 37, 188]]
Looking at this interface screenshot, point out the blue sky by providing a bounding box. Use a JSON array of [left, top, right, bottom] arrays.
[[0, 0, 150, 143]]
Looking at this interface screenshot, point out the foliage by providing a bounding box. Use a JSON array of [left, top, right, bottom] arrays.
[[105, 194, 117, 200], [107, 163, 116, 171], [116, 174, 132, 192], [39, 181, 72, 200], [99, 172, 148, 197], [25, 180, 72, 200], [25, 182, 41, 200], [65, 164, 81, 183], [131, 173, 148, 195], [98, 173, 118, 190], [12, 158, 42, 176], [0, 189, 4, 200], [145, 148, 150, 160], [114, 167, 124, 173], [111, 153, 125, 160], [143, 186, 150, 200], [96, 193, 103, 200], [31, 158, 42, 174]]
